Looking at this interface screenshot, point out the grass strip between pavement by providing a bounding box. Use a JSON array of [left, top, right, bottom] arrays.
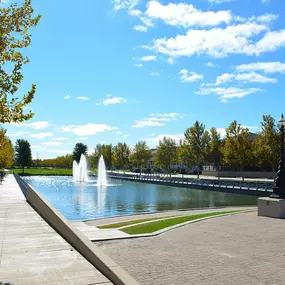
[[121, 210, 244, 235], [98, 216, 175, 229]]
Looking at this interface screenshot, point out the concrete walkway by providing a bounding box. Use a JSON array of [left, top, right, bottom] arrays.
[[72, 221, 130, 241], [0, 175, 112, 285], [97, 210, 285, 285]]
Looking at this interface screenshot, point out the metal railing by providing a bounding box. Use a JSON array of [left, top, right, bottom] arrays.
[[106, 172, 273, 195]]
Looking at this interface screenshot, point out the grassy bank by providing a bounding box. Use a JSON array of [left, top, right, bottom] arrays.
[[98, 216, 175, 229], [121, 210, 243, 235], [11, 168, 72, 176]]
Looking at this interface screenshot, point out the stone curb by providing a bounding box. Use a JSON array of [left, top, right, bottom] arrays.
[[92, 210, 256, 242]]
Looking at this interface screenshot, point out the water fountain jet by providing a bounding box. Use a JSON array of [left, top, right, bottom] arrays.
[[73, 154, 88, 182], [97, 155, 107, 186]]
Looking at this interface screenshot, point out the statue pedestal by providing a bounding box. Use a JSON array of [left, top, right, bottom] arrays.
[[258, 197, 285, 219]]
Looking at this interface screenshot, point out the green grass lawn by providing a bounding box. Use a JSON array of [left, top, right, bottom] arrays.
[[98, 216, 175, 229], [121, 210, 244, 235], [11, 168, 72, 176]]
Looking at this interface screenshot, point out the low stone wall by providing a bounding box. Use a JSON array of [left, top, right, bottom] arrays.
[[14, 173, 139, 285], [202, 171, 275, 179]]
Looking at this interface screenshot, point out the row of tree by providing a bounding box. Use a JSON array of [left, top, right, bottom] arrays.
[[87, 115, 280, 175], [8, 115, 280, 175]]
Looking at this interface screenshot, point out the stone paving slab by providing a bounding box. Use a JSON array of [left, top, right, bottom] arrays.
[[97, 211, 285, 285], [72, 222, 129, 241], [0, 175, 113, 285]]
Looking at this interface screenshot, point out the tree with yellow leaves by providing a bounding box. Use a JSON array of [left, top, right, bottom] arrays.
[[0, 128, 13, 169], [0, 0, 41, 123]]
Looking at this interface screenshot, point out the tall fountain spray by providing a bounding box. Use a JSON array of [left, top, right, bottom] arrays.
[[73, 154, 88, 182], [97, 155, 107, 186]]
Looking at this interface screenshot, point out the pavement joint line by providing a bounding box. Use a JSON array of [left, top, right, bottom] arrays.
[[91, 209, 256, 242]]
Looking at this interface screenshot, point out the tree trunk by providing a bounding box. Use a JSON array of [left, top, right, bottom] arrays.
[[217, 165, 220, 180], [22, 165, 24, 174], [240, 166, 244, 181]]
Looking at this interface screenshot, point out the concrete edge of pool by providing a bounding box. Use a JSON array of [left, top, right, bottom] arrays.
[[14, 173, 140, 285]]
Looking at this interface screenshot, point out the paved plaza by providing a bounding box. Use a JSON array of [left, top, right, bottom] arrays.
[[97, 211, 285, 285], [0, 175, 113, 285]]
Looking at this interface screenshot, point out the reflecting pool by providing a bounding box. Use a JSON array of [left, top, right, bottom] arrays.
[[23, 176, 257, 221]]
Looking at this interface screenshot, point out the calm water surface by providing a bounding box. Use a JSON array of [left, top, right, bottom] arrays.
[[24, 176, 257, 221]]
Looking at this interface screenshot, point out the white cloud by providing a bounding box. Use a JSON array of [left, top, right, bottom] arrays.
[[122, 134, 129, 138], [133, 25, 147, 32], [135, 63, 143, 67], [209, 72, 277, 85], [77, 96, 89, 100], [254, 30, 285, 55], [41, 142, 63, 146], [133, 113, 184, 128], [179, 69, 203, 82], [140, 16, 154, 27], [196, 87, 263, 102], [207, 62, 214, 67], [59, 124, 117, 136], [114, 0, 139, 11], [150, 113, 185, 120], [78, 137, 88, 140], [149, 23, 285, 58], [132, 119, 165, 128], [6, 131, 30, 137], [214, 73, 234, 85], [236, 62, 285, 74], [261, 0, 270, 4], [151, 72, 160, 76], [241, 125, 260, 132], [145, 133, 183, 147], [29, 121, 51, 130], [141, 55, 156, 61], [168, 58, 174, 64], [235, 72, 277, 83], [64, 95, 70, 100], [102, 96, 127, 105], [216, 128, 227, 137], [52, 137, 69, 141], [116, 131, 123, 135], [254, 13, 278, 23], [129, 9, 142, 16], [146, 1, 232, 28], [29, 132, 53, 139], [11, 121, 51, 130], [208, 0, 235, 3], [217, 125, 259, 137]]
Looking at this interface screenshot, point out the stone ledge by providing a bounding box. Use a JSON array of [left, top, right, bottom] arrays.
[[258, 197, 285, 219]]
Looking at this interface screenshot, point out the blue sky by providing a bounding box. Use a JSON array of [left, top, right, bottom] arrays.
[[4, 0, 285, 159]]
